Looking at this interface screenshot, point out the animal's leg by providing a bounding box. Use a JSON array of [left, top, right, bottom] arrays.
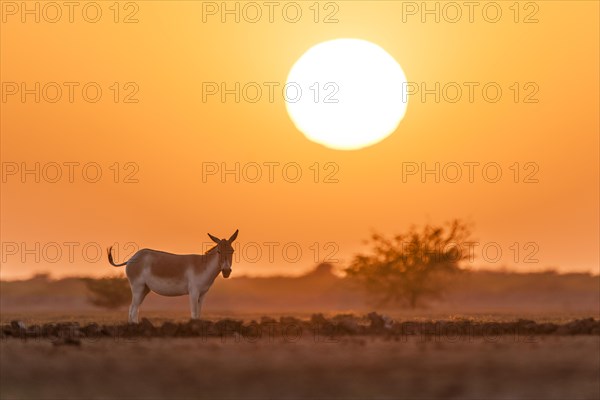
[[129, 285, 150, 324], [197, 294, 206, 319], [189, 290, 200, 320]]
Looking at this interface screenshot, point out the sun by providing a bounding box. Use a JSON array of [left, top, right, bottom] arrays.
[[285, 39, 408, 151]]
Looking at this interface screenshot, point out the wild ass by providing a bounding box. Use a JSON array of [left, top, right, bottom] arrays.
[[107, 230, 238, 323]]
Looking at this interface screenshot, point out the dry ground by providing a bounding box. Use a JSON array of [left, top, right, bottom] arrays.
[[1, 319, 599, 400], [2, 309, 597, 325]]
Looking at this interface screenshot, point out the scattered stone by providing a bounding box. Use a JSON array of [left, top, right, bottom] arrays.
[[139, 318, 156, 336], [258, 317, 277, 334], [100, 325, 118, 337], [9, 320, 26, 336], [1, 324, 12, 335], [25, 325, 43, 339], [310, 313, 329, 325], [332, 314, 361, 334], [139, 318, 154, 329], [41, 323, 58, 337], [260, 316, 277, 324], [82, 323, 101, 338], [279, 316, 302, 327], [214, 319, 243, 336], [562, 318, 598, 334], [367, 312, 386, 333], [309, 313, 335, 335], [366, 312, 394, 333], [0, 315, 598, 339], [179, 320, 210, 337], [160, 322, 179, 336], [536, 323, 558, 334]]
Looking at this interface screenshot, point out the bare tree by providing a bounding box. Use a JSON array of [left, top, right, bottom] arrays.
[[345, 220, 473, 308], [84, 277, 130, 309]]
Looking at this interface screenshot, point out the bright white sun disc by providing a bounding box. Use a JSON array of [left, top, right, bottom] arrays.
[[286, 39, 408, 150]]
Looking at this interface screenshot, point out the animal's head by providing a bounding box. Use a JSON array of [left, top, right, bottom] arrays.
[[208, 229, 238, 278]]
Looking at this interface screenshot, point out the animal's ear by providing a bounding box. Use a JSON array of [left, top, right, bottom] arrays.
[[228, 229, 239, 243], [208, 233, 220, 244]]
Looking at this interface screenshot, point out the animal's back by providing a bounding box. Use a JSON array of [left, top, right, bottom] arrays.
[[125, 249, 194, 280]]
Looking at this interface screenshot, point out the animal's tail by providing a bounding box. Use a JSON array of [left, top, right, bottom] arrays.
[[107, 246, 128, 267]]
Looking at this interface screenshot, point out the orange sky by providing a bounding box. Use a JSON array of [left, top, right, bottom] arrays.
[[1, 1, 599, 279]]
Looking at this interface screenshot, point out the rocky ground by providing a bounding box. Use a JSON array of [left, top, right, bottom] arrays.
[[2, 313, 599, 345], [2, 314, 599, 399]]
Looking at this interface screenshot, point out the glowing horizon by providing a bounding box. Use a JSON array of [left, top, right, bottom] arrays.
[[1, 2, 598, 280]]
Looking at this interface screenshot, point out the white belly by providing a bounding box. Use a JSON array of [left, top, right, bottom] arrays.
[[145, 275, 189, 296]]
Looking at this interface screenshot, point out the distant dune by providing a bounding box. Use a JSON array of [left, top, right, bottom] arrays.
[[1, 264, 598, 315]]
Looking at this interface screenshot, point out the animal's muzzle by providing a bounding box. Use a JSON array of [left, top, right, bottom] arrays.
[[222, 269, 231, 278]]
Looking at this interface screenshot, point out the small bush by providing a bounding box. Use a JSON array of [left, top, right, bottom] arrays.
[[84, 277, 130, 309]]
